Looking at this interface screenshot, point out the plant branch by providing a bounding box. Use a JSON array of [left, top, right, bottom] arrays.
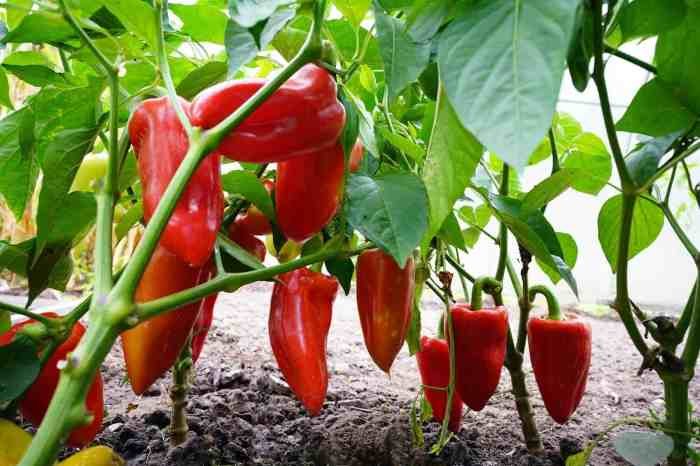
[[495, 165, 510, 281], [681, 269, 700, 369], [0, 301, 53, 326], [644, 142, 700, 192], [604, 45, 657, 74], [675, 281, 697, 344], [660, 203, 700, 262], [444, 253, 475, 283]]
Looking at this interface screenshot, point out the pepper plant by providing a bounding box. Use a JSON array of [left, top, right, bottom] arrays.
[[0, 1, 697, 466]]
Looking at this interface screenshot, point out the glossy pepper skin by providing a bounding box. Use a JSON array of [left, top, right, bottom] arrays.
[[528, 314, 591, 424], [128, 96, 224, 267], [449, 302, 508, 411], [356, 249, 414, 373], [276, 142, 344, 242], [416, 337, 463, 432], [228, 220, 267, 262], [0, 313, 104, 447], [121, 244, 207, 394], [349, 139, 364, 172], [269, 268, 339, 415], [190, 64, 345, 163], [235, 179, 274, 236], [191, 292, 218, 364]]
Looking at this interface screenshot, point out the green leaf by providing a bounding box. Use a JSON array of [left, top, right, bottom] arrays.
[[326, 257, 354, 295], [27, 243, 74, 304], [116, 200, 143, 242], [100, 0, 158, 51], [438, 212, 466, 251], [616, 79, 697, 137], [406, 0, 451, 42], [378, 127, 425, 161], [344, 89, 379, 157], [0, 68, 12, 109], [333, 0, 371, 27], [613, 431, 673, 466], [171, 4, 227, 44], [219, 233, 264, 271], [176, 61, 228, 100], [0, 239, 32, 277], [0, 108, 39, 220], [229, 0, 289, 28], [326, 20, 382, 69], [345, 172, 429, 267], [0, 311, 9, 334], [6, 0, 31, 29], [561, 132, 612, 195], [536, 232, 577, 285], [221, 170, 275, 220], [1, 12, 75, 44], [488, 194, 578, 296], [625, 132, 682, 187], [655, 6, 700, 114], [522, 169, 577, 211], [459, 203, 491, 229], [422, 88, 482, 245], [0, 335, 40, 403], [3, 64, 66, 87], [530, 113, 583, 165], [374, 3, 431, 102], [597, 195, 664, 272], [438, 0, 579, 169], [619, 0, 686, 43], [340, 90, 360, 159]]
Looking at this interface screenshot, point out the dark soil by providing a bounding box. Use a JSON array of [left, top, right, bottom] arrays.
[[16, 283, 700, 465]]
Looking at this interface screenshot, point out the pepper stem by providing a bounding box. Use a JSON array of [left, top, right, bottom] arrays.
[[470, 276, 503, 310], [528, 285, 562, 321]]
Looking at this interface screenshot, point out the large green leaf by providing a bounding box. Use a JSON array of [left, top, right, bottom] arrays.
[[616, 79, 698, 137], [613, 432, 673, 466], [332, 0, 371, 27], [406, 0, 452, 42], [228, 0, 288, 28], [0, 108, 39, 220], [655, 6, 700, 114], [597, 195, 664, 272], [374, 3, 431, 101], [422, 87, 482, 245], [488, 194, 578, 296], [0, 67, 11, 109], [618, 0, 686, 43], [522, 169, 577, 211], [171, 4, 227, 44], [1, 12, 75, 44], [100, 0, 158, 51], [438, 0, 579, 169], [345, 172, 429, 267], [0, 335, 40, 403], [0, 239, 33, 277], [561, 132, 612, 195], [221, 170, 275, 220], [625, 132, 682, 187], [536, 232, 577, 285], [324, 21, 382, 69], [176, 61, 227, 100]]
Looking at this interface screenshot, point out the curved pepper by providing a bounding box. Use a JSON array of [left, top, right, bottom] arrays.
[[416, 336, 463, 432], [449, 277, 508, 411], [190, 64, 345, 163], [275, 142, 344, 242], [527, 285, 591, 424], [235, 179, 274, 236], [121, 244, 208, 394], [0, 313, 104, 447], [191, 292, 217, 364], [356, 249, 414, 373], [228, 220, 267, 262], [269, 268, 338, 415], [349, 139, 364, 173], [128, 96, 224, 267]]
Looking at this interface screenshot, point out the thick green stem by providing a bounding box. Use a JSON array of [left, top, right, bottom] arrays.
[[470, 276, 503, 310], [504, 342, 543, 454], [495, 166, 510, 282], [604, 45, 657, 74], [449, 247, 470, 301], [529, 285, 562, 321], [505, 258, 523, 300], [0, 301, 53, 326], [681, 269, 700, 370], [444, 252, 475, 283], [664, 381, 690, 466], [675, 281, 697, 345], [170, 338, 193, 446]]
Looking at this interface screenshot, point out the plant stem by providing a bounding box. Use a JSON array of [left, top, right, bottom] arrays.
[[444, 253, 475, 283], [604, 45, 657, 74], [448, 247, 470, 301], [644, 142, 700, 192], [529, 285, 562, 321], [170, 337, 193, 446], [674, 280, 697, 345], [681, 269, 700, 369], [0, 301, 53, 326], [505, 343, 543, 454], [506, 258, 523, 300], [664, 380, 690, 466], [495, 166, 510, 282], [661, 203, 700, 262]]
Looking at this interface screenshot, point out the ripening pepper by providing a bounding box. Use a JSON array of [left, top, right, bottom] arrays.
[[0, 313, 104, 447], [128, 96, 224, 267], [448, 277, 508, 411], [356, 249, 414, 373], [269, 268, 339, 416], [416, 336, 463, 432], [228, 220, 267, 262], [349, 139, 364, 173], [190, 64, 345, 163], [191, 292, 218, 364], [235, 179, 274, 236], [527, 285, 591, 424], [121, 244, 208, 394], [275, 142, 345, 242]]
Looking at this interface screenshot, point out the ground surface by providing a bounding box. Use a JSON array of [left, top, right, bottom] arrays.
[[11, 284, 700, 465]]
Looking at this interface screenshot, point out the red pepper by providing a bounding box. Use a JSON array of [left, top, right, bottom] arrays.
[[275, 142, 344, 242], [527, 285, 591, 424], [234, 179, 274, 236], [191, 292, 217, 364], [0, 313, 103, 447], [228, 220, 267, 262], [416, 336, 463, 432], [128, 96, 224, 267], [269, 268, 338, 415], [356, 249, 414, 373], [190, 64, 345, 163], [121, 244, 208, 394], [449, 277, 508, 411], [349, 139, 364, 172]]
